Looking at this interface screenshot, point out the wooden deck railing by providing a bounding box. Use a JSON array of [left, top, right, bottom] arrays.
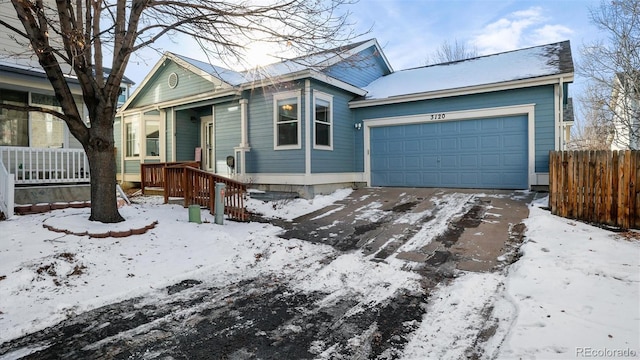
[[549, 150, 639, 229], [140, 161, 200, 190], [141, 162, 247, 221]]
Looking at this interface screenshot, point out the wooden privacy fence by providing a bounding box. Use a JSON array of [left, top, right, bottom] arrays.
[[549, 150, 640, 229], [163, 164, 248, 222]]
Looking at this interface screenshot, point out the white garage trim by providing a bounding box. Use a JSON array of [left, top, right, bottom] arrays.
[[363, 104, 536, 188]]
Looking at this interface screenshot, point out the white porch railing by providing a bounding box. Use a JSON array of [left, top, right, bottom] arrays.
[[0, 146, 90, 185], [0, 157, 15, 219]]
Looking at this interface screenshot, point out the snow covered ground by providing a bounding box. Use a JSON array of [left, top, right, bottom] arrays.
[[0, 190, 638, 359]]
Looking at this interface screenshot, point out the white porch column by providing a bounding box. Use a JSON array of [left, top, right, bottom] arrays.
[[234, 99, 250, 178]]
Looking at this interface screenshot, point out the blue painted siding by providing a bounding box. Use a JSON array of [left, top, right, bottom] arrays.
[[310, 81, 358, 173], [323, 46, 391, 87], [128, 60, 214, 109], [124, 160, 140, 174], [215, 102, 241, 166], [175, 110, 201, 161], [354, 85, 555, 173], [245, 84, 306, 174]]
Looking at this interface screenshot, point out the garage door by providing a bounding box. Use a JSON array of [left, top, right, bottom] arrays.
[[370, 115, 528, 189]]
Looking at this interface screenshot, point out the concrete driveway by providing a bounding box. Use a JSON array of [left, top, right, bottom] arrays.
[[278, 187, 534, 273]]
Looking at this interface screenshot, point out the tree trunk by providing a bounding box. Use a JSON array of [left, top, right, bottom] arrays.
[[86, 117, 124, 223]]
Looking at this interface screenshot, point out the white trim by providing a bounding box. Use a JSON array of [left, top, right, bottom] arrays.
[[201, 114, 214, 172], [312, 90, 334, 151], [170, 109, 176, 162], [305, 80, 312, 175], [273, 90, 302, 150], [244, 172, 365, 186], [159, 110, 167, 162], [350, 73, 574, 108], [123, 113, 141, 160], [141, 111, 161, 160], [239, 99, 249, 148], [362, 104, 537, 188]]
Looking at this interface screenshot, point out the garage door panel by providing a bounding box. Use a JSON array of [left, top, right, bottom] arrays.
[[460, 154, 479, 167], [481, 154, 500, 167], [481, 119, 500, 130], [370, 115, 527, 189], [459, 136, 479, 150], [405, 156, 420, 168], [481, 135, 500, 149]]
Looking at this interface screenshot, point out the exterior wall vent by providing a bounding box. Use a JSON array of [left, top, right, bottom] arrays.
[[168, 72, 178, 88]]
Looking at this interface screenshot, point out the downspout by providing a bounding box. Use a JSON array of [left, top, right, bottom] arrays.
[[559, 77, 564, 150], [305, 80, 311, 179]]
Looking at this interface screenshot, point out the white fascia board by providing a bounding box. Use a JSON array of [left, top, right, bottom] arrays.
[[118, 89, 240, 116], [119, 53, 171, 111], [312, 39, 393, 73], [166, 52, 235, 89], [349, 73, 575, 108]]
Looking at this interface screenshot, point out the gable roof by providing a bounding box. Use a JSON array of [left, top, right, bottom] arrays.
[[351, 40, 574, 107], [123, 39, 387, 110], [166, 38, 391, 86]]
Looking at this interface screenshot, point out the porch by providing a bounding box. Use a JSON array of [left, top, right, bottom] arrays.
[[141, 162, 249, 222], [1, 146, 90, 185], [0, 146, 91, 218]]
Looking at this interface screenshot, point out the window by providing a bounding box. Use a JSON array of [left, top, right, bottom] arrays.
[[273, 91, 301, 149], [31, 93, 64, 148], [314, 92, 333, 149], [124, 115, 139, 157], [0, 89, 28, 146], [145, 119, 159, 156]]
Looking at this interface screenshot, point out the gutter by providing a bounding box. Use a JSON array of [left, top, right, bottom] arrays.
[[349, 73, 575, 108]]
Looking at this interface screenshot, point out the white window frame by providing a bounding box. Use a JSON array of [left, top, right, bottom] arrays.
[[143, 112, 161, 159], [124, 114, 140, 159], [313, 91, 333, 150], [273, 90, 302, 150]]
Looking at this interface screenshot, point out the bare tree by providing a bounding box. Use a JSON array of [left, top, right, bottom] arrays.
[[0, 0, 359, 223], [579, 0, 640, 150], [428, 39, 478, 65], [569, 84, 614, 150]]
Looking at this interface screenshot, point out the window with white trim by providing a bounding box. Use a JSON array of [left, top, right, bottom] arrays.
[[273, 91, 301, 149], [313, 92, 333, 150], [124, 114, 140, 157]]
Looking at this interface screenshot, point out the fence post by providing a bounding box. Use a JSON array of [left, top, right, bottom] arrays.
[[215, 182, 226, 225]]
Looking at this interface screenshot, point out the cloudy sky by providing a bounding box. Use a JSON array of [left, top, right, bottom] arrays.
[[127, 0, 604, 95]]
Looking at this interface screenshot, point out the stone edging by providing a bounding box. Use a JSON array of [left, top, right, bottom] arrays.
[[42, 220, 158, 238]]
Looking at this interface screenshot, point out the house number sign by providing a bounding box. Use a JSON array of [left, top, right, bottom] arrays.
[[430, 113, 446, 120]]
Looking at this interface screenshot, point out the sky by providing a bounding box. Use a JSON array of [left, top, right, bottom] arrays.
[[126, 0, 604, 100]]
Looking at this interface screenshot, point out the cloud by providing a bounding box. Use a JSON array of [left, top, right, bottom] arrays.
[[472, 6, 573, 55]]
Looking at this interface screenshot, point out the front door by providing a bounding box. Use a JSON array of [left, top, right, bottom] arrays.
[[201, 115, 214, 172]]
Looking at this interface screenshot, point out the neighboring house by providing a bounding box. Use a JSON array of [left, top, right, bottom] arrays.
[[610, 72, 639, 150], [117, 39, 574, 197], [0, 1, 134, 218]]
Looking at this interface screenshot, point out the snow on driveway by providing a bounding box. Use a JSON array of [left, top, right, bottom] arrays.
[[0, 191, 638, 359]]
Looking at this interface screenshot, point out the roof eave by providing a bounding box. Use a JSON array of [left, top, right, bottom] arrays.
[[349, 73, 574, 108], [117, 88, 241, 116], [238, 69, 367, 96]]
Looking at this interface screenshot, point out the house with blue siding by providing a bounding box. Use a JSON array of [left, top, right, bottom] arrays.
[[116, 39, 573, 197]]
